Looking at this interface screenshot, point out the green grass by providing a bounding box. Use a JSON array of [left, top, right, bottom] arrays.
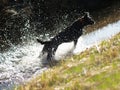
[[15, 33, 120, 90]]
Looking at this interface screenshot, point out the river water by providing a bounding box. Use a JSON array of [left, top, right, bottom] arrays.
[[0, 20, 120, 90]]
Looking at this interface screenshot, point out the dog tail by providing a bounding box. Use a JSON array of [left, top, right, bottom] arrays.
[[37, 39, 50, 45]]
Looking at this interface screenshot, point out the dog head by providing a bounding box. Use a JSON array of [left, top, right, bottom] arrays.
[[81, 12, 95, 26]]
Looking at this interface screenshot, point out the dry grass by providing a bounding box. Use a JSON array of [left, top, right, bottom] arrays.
[[15, 32, 120, 90]]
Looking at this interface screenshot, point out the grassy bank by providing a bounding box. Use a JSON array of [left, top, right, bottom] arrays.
[[15, 32, 120, 90]]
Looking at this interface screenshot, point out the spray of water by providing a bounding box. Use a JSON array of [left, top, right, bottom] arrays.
[[0, 20, 120, 89]]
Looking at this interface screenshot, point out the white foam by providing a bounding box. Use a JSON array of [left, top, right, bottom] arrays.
[[55, 42, 74, 60]]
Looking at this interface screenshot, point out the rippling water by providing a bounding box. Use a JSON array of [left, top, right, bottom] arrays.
[[0, 20, 120, 90]]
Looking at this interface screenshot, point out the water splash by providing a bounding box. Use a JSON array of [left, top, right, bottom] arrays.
[[0, 20, 120, 89], [0, 41, 47, 89]]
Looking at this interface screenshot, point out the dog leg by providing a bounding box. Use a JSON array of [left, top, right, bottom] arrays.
[[47, 52, 55, 66], [52, 45, 58, 55], [74, 39, 78, 48]]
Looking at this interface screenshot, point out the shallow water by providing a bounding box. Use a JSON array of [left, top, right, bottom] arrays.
[[0, 20, 120, 89], [74, 20, 120, 53]]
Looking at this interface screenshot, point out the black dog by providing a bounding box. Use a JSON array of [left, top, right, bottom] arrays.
[[37, 12, 95, 66]]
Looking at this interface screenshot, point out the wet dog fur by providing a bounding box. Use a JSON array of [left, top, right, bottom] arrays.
[[37, 12, 95, 66]]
